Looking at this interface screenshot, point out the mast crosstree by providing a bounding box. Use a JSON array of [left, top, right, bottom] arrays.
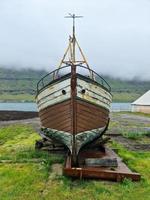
[[65, 13, 82, 62], [58, 13, 91, 71]]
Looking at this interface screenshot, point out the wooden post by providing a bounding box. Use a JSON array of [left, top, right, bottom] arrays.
[[71, 64, 77, 166]]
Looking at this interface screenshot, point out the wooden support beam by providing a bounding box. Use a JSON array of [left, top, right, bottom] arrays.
[[63, 166, 140, 181], [63, 148, 141, 182]]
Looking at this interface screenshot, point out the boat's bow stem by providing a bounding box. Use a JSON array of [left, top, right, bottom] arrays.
[[58, 14, 94, 166], [70, 64, 77, 166]]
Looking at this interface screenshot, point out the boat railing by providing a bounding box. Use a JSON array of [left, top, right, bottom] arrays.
[[77, 65, 111, 92], [36, 65, 111, 94]]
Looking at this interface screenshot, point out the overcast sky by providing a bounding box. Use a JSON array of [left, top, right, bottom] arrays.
[[0, 0, 150, 80]]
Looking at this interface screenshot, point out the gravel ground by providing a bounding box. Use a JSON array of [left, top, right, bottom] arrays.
[[111, 112, 150, 124], [108, 112, 150, 151]]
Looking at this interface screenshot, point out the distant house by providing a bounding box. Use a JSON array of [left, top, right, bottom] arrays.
[[131, 90, 150, 114]]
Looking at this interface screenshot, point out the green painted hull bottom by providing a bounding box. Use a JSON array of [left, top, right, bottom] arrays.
[[40, 126, 106, 154]]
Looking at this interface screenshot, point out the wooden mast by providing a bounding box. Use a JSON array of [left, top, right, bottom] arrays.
[[57, 14, 91, 71]]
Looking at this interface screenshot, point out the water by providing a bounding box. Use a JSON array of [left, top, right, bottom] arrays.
[[0, 102, 131, 112], [0, 102, 37, 112], [111, 103, 131, 112]]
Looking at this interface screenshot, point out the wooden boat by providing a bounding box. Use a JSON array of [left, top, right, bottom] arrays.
[[36, 14, 112, 165]]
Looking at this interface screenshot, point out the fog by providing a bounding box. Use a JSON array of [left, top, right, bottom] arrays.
[[0, 0, 150, 80]]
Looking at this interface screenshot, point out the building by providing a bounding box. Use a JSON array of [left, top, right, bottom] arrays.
[[131, 90, 150, 113]]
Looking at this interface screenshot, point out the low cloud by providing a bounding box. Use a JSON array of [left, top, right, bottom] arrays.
[[0, 0, 150, 80]]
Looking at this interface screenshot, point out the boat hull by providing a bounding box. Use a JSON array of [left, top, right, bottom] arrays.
[[38, 98, 109, 133], [36, 74, 112, 154]]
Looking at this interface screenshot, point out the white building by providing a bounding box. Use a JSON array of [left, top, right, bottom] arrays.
[[131, 90, 150, 113]]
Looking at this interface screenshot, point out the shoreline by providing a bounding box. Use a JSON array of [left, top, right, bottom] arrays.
[[0, 111, 38, 121], [0, 100, 132, 103]]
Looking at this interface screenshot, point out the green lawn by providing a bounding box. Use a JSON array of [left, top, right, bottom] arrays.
[[0, 124, 150, 200]]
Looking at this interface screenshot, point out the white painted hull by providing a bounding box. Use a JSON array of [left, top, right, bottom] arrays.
[[36, 76, 112, 112]]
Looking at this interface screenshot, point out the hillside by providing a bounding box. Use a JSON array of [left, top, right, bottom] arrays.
[[0, 67, 149, 102], [105, 76, 150, 102], [0, 68, 46, 102]]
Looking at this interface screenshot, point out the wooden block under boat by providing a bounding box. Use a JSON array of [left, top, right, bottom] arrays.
[[85, 158, 118, 167]]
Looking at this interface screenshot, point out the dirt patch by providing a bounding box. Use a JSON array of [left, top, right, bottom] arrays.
[[51, 163, 63, 176]]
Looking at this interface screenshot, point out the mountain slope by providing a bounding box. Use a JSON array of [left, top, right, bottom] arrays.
[[0, 67, 149, 102]]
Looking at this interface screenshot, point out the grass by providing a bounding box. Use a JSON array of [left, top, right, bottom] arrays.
[[0, 163, 47, 200], [40, 142, 150, 200], [1, 124, 150, 199], [110, 141, 150, 179], [0, 124, 63, 164]]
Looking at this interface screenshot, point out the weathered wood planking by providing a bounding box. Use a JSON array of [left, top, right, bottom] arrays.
[[39, 98, 109, 134], [39, 100, 72, 132], [63, 147, 141, 181], [41, 126, 106, 154], [77, 78, 112, 110], [36, 76, 112, 113], [36, 78, 71, 111], [76, 99, 108, 133]]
